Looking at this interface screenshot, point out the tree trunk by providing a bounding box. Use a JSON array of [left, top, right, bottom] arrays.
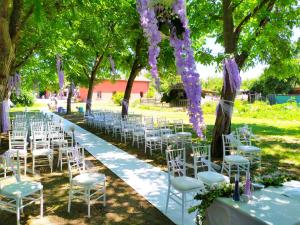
[[121, 64, 141, 117], [0, 2, 13, 132], [121, 38, 143, 117], [66, 85, 73, 114], [211, 0, 237, 158], [85, 71, 96, 115]]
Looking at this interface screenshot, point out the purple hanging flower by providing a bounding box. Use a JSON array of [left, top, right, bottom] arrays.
[[56, 55, 65, 90], [137, 0, 162, 89], [14, 72, 21, 96], [1, 100, 10, 132], [137, 0, 204, 137], [223, 58, 241, 93]]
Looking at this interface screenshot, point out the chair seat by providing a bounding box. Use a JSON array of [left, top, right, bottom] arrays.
[[133, 131, 144, 136], [32, 149, 52, 156], [146, 137, 161, 142], [7, 149, 28, 157], [197, 171, 229, 186], [238, 145, 261, 152], [52, 139, 68, 145], [160, 128, 172, 133], [176, 132, 192, 137], [224, 155, 249, 164], [0, 181, 43, 198], [171, 176, 204, 192], [162, 134, 177, 139], [73, 172, 105, 187]]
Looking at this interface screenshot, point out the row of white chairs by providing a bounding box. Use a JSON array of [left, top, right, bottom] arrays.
[[1, 113, 107, 224], [85, 111, 193, 155]]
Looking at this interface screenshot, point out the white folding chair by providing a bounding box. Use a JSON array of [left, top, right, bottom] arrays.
[[32, 131, 53, 174], [174, 120, 192, 148], [165, 147, 205, 225], [221, 134, 250, 179], [144, 129, 162, 155], [236, 126, 261, 165], [192, 145, 229, 187], [67, 146, 106, 217], [0, 152, 43, 225], [7, 130, 28, 175]]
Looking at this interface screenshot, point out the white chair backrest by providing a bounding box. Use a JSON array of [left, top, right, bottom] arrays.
[[143, 117, 154, 128], [192, 145, 211, 172], [66, 146, 85, 181], [222, 133, 240, 157], [145, 129, 160, 138], [236, 126, 252, 145], [166, 147, 186, 177], [33, 130, 47, 142], [174, 120, 184, 133]]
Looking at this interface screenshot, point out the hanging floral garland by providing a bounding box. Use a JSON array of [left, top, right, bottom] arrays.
[[137, 0, 204, 137], [56, 55, 65, 97], [216, 58, 241, 117], [1, 72, 22, 133]]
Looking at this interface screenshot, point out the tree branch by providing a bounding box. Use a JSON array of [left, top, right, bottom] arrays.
[[19, 4, 34, 31], [82, 67, 90, 79], [234, 0, 270, 40], [236, 0, 275, 68], [232, 0, 244, 12], [14, 43, 39, 69], [9, 0, 23, 42]]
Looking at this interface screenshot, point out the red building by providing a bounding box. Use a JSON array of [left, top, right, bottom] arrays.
[[78, 77, 150, 103]]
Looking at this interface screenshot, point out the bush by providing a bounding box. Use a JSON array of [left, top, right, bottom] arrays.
[[10, 91, 34, 107], [112, 92, 124, 106]]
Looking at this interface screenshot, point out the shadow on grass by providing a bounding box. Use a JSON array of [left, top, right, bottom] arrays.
[[0, 129, 175, 225]]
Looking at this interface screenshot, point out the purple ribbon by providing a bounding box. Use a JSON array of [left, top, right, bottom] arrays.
[[1, 100, 10, 132], [223, 58, 241, 93], [56, 55, 65, 91]]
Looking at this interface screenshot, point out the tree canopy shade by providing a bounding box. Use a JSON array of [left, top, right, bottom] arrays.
[[250, 58, 300, 95], [188, 0, 300, 157]]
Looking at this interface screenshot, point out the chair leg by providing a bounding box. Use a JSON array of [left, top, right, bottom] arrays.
[[182, 192, 185, 225], [16, 198, 20, 225], [103, 182, 106, 207], [24, 157, 27, 175], [68, 187, 72, 213], [32, 156, 35, 174], [87, 189, 91, 218], [165, 183, 170, 213], [40, 189, 44, 218]]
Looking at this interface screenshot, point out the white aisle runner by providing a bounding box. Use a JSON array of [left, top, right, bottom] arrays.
[[51, 113, 198, 225]]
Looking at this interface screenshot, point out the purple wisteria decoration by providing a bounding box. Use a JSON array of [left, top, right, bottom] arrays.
[[223, 58, 241, 93], [109, 55, 117, 75], [56, 55, 65, 96], [8, 72, 21, 96], [137, 0, 162, 89], [137, 0, 204, 137], [1, 100, 10, 132]]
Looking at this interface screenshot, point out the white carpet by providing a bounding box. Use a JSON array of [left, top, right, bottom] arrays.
[[51, 113, 198, 225]]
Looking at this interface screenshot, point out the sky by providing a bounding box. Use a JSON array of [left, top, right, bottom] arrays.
[[197, 27, 300, 81]]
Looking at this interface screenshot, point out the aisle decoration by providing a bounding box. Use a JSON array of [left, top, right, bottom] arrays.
[[56, 55, 65, 97], [1, 72, 22, 132], [137, 0, 204, 137]]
